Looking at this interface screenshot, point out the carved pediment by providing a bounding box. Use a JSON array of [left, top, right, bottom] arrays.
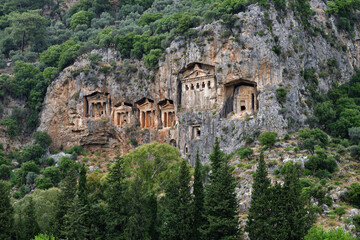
[[184, 69, 209, 80]]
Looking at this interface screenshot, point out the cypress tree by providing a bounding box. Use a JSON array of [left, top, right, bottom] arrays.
[[245, 152, 271, 240], [123, 177, 159, 240], [178, 160, 193, 240], [192, 150, 205, 240], [0, 181, 14, 240], [78, 163, 88, 206], [53, 165, 77, 237], [23, 197, 40, 240], [62, 196, 87, 240], [160, 160, 193, 240], [77, 163, 89, 237], [281, 162, 314, 240], [160, 177, 180, 240], [106, 157, 128, 239], [203, 138, 240, 240]]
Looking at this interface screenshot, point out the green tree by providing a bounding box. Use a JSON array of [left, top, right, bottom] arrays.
[[123, 177, 155, 240], [280, 162, 314, 239], [106, 157, 128, 239], [39, 45, 61, 67], [178, 160, 193, 240], [258, 132, 278, 147], [34, 131, 52, 149], [23, 197, 40, 240], [192, 151, 205, 240], [203, 138, 240, 240], [0, 164, 11, 180], [43, 166, 61, 185], [0, 181, 14, 240], [8, 9, 47, 51], [70, 10, 96, 30], [62, 196, 88, 240], [160, 177, 180, 240], [53, 165, 77, 237], [245, 153, 271, 240], [35, 176, 53, 190]]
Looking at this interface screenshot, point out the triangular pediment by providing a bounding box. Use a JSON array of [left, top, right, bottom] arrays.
[[184, 69, 209, 79]]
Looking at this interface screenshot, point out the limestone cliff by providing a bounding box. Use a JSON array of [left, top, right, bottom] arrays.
[[39, 0, 360, 163]]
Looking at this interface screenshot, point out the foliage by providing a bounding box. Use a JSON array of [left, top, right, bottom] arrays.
[[236, 147, 253, 159], [298, 128, 328, 152], [122, 142, 182, 192], [70, 11, 96, 30], [343, 183, 360, 208], [193, 151, 205, 239], [32, 234, 56, 240], [0, 164, 11, 180], [276, 88, 287, 103], [0, 181, 14, 240], [304, 226, 355, 240], [246, 153, 271, 239], [304, 147, 337, 177], [314, 71, 360, 139], [8, 10, 48, 51], [258, 131, 278, 147], [34, 131, 52, 149], [203, 138, 240, 239]]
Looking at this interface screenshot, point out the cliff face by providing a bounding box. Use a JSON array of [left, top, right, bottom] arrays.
[[39, 0, 360, 163]]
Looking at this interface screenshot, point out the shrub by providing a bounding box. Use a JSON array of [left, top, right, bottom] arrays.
[[43, 166, 61, 185], [236, 147, 253, 159], [0, 164, 11, 180], [349, 127, 360, 144], [349, 145, 359, 157], [64, 145, 84, 155], [258, 132, 277, 147], [276, 88, 287, 102], [334, 206, 346, 219], [144, 48, 163, 68], [305, 226, 355, 240], [35, 177, 53, 190], [34, 131, 52, 149], [70, 11, 96, 30], [346, 183, 360, 208]]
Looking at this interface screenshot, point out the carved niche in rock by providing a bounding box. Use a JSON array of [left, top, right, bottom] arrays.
[[180, 63, 216, 111], [223, 79, 258, 119], [112, 102, 133, 128], [192, 125, 201, 139], [84, 92, 111, 118], [136, 98, 156, 129], [158, 99, 176, 128]]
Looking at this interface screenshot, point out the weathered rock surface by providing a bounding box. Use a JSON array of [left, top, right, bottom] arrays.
[[38, 0, 360, 164]]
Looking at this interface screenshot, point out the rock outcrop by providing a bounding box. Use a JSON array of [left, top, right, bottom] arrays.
[[39, 0, 360, 163]]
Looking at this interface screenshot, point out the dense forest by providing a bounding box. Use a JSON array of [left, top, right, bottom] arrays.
[[2, 0, 360, 239]]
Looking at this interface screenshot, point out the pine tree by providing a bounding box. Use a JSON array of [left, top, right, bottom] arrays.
[[23, 196, 40, 240], [203, 138, 240, 240], [245, 152, 271, 240], [192, 150, 205, 240], [0, 181, 14, 240], [106, 157, 128, 239]]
